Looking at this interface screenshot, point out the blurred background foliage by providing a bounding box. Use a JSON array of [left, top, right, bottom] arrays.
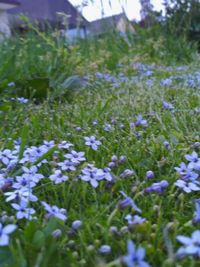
[[0, 0, 199, 102], [163, 0, 200, 49]]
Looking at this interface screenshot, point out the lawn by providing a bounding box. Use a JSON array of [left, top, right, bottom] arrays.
[[0, 29, 200, 267]]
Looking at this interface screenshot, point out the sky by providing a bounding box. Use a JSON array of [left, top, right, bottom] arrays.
[[68, 0, 165, 21]]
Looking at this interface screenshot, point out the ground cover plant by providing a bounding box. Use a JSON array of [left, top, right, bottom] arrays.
[[1, 23, 200, 267]]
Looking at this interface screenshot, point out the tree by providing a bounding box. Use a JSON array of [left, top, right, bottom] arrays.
[[164, 0, 200, 47]]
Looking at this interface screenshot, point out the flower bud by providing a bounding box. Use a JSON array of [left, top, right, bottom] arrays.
[[111, 155, 118, 162], [52, 229, 62, 238], [146, 170, 154, 179], [99, 245, 111, 254], [72, 220, 82, 230]]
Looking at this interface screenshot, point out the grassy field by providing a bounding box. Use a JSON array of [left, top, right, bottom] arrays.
[[0, 29, 200, 267]]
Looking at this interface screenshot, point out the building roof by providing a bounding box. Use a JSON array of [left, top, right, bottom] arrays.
[[8, 0, 87, 28], [88, 13, 134, 35], [0, 0, 19, 4], [89, 13, 124, 32], [0, 0, 19, 10]]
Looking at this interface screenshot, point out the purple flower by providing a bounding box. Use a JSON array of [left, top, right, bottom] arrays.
[[119, 155, 126, 163], [72, 220, 82, 230], [17, 97, 28, 103], [175, 162, 199, 182], [185, 151, 200, 170], [102, 167, 113, 182], [58, 141, 73, 150], [144, 180, 169, 194], [4, 188, 38, 202], [92, 120, 98, 126], [99, 245, 111, 254], [187, 79, 195, 88], [122, 240, 150, 267], [8, 82, 15, 87], [104, 123, 112, 132], [125, 214, 146, 226], [84, 136, 101, 150], [176, 230, 200, 258], [162, 101, 174, 109], [175, 162, 188, 173], [41, 201, 67, 221], [11, 200, 35, 220], [64, 150, 85, 165], [145, 170, 154, 179], [20, 146, 48, 164], [52, 229, 62, 238], [12, 175, 36, 189], [42, 140, 55, 149], [135, 115, 147, 127], [174, 179, 200, 193], [160, 78, 172, 87], [57, 160, 76, 171], [0, 149, 16, 165], [49, 170, 68, 184], [118, 191, 141, 213], [193, 199, 200, 224], [163, 141, 170, 150], [0, 223, 17, 246], [79, 164, 105, 188], [22, 166, 44, 183], [120, 169, 135, 178]]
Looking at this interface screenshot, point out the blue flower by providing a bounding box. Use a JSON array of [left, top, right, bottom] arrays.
[[79, 164, 108, 188], [58, 141, 73, 150], [145, 170, 154, 180], [185, 151, 200, 170], [72, 220, 82, 230], [11, 200, 36, 220], [123, 240, 150, 267], [99, 245, 111, 254], [175, 162, 199, 181], [135, 115, 147, 127], [57, 160, 76, 171], [17, 97, 28, 103], [162, 101, 174, 109], [118, 191, 141, 213], [144, 180, 169, 194], [0, 223, 17, 246], [125, 214, 146, 226], [193, 199, 200, 224], [176, 230, 200, 258], [41, 201, 67, 221], [49, 170, 68, 184], [64, 150, 85, 165], [84, 136, 101, 151], [175, 179, 200, 193], [120, 169, 135, 178], [160, 78, 172, 87]]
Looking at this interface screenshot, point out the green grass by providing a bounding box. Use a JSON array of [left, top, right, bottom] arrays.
[[0, 28, 200, 267]]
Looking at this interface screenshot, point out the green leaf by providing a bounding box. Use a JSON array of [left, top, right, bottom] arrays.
[[32, 230, 45, 249], [0, 248, 14, 266], [43, 218, 58, 237], [15, 77, 51, 99], [18, 124, 29, 160], [0, 103, 11, 112], [24, 221, 38, 242]]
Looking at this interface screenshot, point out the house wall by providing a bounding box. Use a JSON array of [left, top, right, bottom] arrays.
[[0, 10, 11, 41]]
